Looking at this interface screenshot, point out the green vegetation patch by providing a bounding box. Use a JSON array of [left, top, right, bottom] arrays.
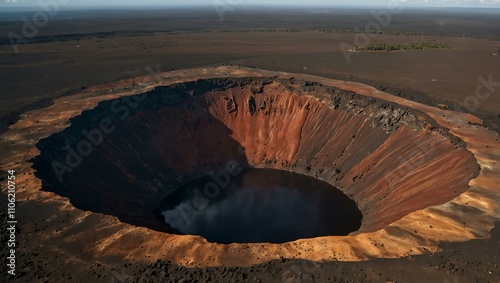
[[356, 41, 450, 51]]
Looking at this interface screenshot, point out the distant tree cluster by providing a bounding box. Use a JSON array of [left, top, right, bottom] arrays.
[[356, 41, 450, 52], [379, 30, 425, 36], [212, 28, 425, 35], [216, 28, 353, 33]]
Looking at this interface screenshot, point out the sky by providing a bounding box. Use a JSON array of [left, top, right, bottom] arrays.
[[1, 0, 500, 8]]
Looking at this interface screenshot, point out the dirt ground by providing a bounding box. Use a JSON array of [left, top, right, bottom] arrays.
[[120, 220, 500, 283], [0, 7, 499, 283]]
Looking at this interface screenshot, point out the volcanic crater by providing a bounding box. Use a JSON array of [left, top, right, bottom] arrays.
[[3, 66, 497, 267], [32, 76, 477, 242]]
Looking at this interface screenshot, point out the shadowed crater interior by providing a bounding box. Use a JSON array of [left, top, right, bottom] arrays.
[[32, 77, 478, 241], [160, 168, 362, 243]]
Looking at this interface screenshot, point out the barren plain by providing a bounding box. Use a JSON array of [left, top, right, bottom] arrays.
[[0, 7, 499, 283]]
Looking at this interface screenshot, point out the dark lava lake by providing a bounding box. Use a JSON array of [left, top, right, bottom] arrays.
[[160, 168, 362, 244]]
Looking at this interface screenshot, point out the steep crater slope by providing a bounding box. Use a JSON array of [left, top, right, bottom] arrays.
[[32, 77, 478, 238]]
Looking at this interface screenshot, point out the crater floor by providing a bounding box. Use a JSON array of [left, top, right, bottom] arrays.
[[160, 168, 362, 244]]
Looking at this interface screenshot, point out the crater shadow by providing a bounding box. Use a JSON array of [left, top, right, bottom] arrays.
[[32, 81, 251, 233]]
